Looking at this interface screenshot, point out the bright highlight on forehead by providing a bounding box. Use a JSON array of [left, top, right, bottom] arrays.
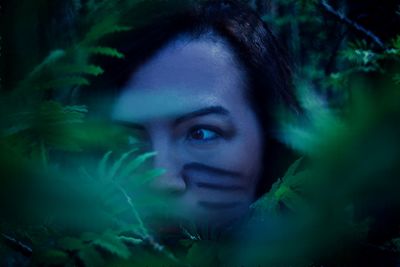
[[112, 34, 246, 122]]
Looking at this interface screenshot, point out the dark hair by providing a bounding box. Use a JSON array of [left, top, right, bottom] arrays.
[[100, 0, 299, 197]]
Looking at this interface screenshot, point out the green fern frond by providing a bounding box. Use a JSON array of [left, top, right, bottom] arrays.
[[26, 102, 89, 151], [135, 168, 166, 185], [344, 39, 386, 72], [348, 39, 370, 50], [38, 76, 90, 90], [108, 148, 139, 180], [342, 47, 376, 66], [119, 151, 157, 179], [391, 35, 400, 50], [394, 74, 400, 84], [119, 235, 143, 246], [82, 13, 132, 45], [28, 50, 66, 78], [63, 105, 88, 114], [86, 46, 124, 58], [98, 151, 113, 179], [38, 101, 87, 124], [56, 64, 104, 76], [92, 232, 131, 259], [298, 0, 318, 8], [84, 24, 131, 42], [78, 246, 105, 267], [283, 157, 303, 177], [83, 15, 118, 44], [113, 25, 133, 33]]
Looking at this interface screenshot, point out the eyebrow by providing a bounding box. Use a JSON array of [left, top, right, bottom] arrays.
[[173, 106, 230, 126], [113, 105, 230, 129]]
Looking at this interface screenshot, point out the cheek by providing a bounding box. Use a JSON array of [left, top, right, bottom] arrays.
[[224, 116, 264, 190], [183, 123, 264, 191], [227, 132, 264, 185]]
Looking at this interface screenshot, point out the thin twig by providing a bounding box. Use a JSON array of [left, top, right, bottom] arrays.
[[319, 0, 386, 49], [114, 183, 180, 264], [1, 233, 32, 256], [115, 183, 149, 238]]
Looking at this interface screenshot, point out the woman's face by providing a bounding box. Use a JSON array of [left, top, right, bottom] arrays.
[[112, 35, 264, 229]]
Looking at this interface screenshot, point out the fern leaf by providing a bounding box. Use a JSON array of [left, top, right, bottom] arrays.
[[28, 49, 66, 78], [56, 64, 104, 76], [38, 102, 87, 124], [119, 235, 143, 246], [119, 151, 157, 179], [83, 13, 132, 44], [112, 25, 132, 33], [283, 157, 303, 178], [135, 168, 166, 185], [98, 151, 113, 179], [38, 76, 90, 90], [108, 148, 139, 180], [63, 105, 88, 114], [83, 15, 119, 44], [21, 101, 89, 151], [87, 46, 124, 58], [92, 232, 131, 259]]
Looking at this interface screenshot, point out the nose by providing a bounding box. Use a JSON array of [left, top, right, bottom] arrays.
[[148, 137, 187, 195]]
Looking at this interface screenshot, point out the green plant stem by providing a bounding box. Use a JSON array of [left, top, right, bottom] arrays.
[[115, 183, 148, 237], [115, 183, 180, 264]]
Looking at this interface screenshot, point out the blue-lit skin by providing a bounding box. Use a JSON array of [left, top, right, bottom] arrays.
[[112, 33, 264, 229]]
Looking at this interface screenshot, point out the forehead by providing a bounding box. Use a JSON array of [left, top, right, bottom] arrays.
[[112, 35, 248, 122]]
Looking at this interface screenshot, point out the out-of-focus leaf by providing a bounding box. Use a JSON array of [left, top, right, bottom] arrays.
[[37, 76, 90, 90], [78, 246, 105, 267], [98, 151, 113, 179], [92, 232, 131, 259], [35, 249, 69, 265], [108, 148, 139, 180], [58, 237, 84, 251], [119, 151, 157, 179]]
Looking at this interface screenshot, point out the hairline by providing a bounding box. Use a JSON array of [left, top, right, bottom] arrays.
[[127, 29, 254, 110]]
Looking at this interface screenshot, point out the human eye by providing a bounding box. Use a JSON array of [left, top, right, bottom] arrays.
[[187, 126, 222, 142]]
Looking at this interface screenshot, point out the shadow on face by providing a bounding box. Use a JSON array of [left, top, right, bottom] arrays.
[[112, 33, 264, 233]]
